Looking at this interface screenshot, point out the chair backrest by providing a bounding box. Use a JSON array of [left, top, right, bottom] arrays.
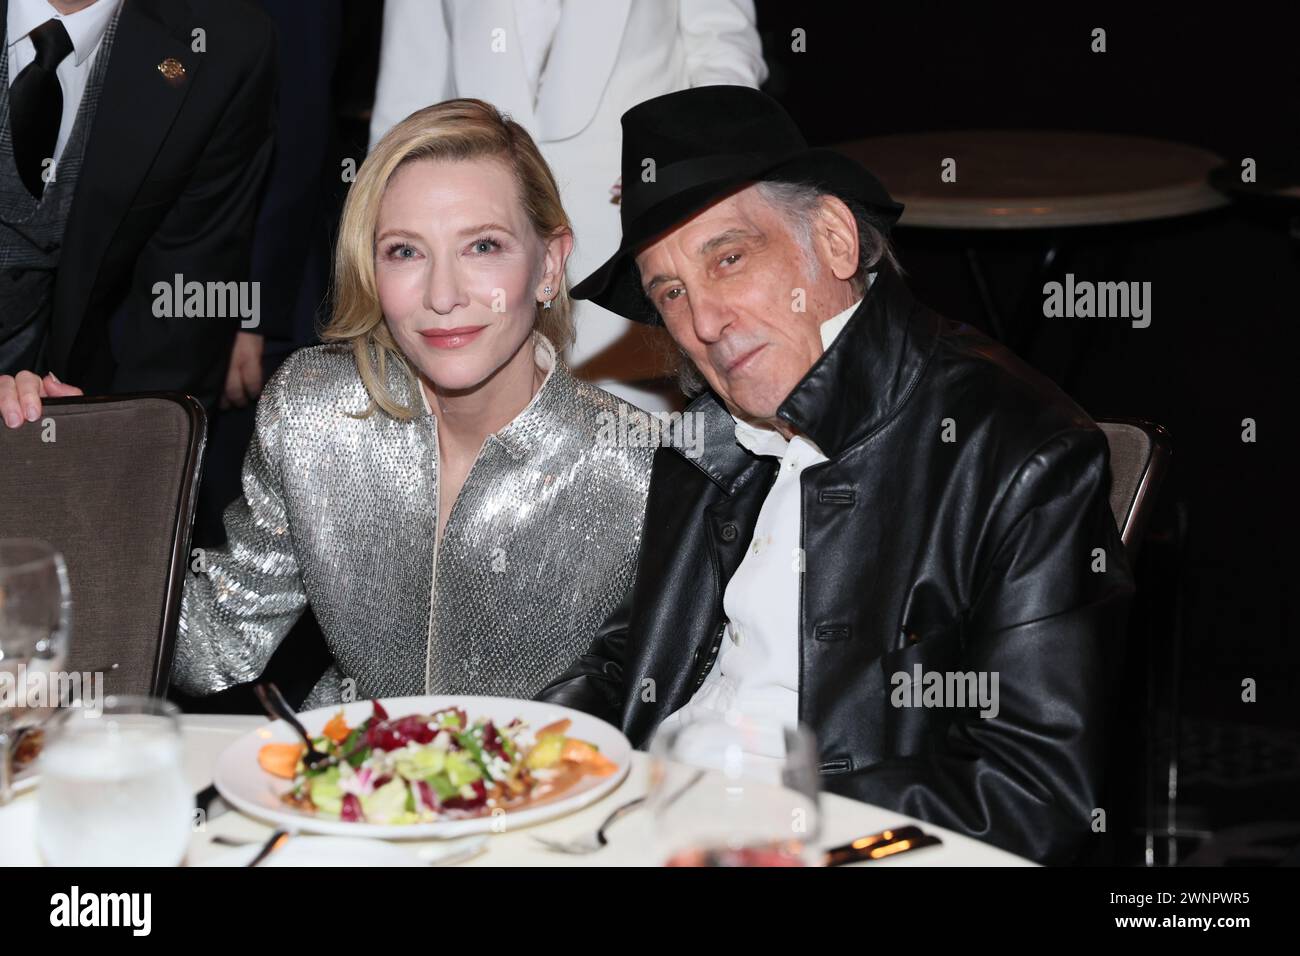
[[0, 394, 206, 697], [1096, 418, 1172, 556]]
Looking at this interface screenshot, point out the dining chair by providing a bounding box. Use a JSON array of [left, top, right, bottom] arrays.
[[0, 393, 206, 697], [1097, 418, 1172, 558], [1095, 417, 1184, 866]]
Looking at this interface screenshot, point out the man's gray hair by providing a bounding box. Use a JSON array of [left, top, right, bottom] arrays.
[[752, 179, 903, 293], [669, 178, 903, 397]]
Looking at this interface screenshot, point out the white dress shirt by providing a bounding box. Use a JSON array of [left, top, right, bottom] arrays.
[[513, 0, 562, 104], [658, 281, 874, 741], [6, 0, 122, 166]]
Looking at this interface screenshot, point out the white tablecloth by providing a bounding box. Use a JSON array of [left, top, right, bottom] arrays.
[[1, 714, 1034, 866]]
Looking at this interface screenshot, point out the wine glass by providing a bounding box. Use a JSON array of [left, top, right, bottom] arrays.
[[0, 538, 72, 804], [37, 695, 193, 866], [648, 710, 822, 866]]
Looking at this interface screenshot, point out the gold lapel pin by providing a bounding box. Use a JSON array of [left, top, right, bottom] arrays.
[[157, 57, 186, 84]]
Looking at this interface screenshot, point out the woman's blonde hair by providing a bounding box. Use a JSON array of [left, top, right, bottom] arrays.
[[321, 99, 575, 419]]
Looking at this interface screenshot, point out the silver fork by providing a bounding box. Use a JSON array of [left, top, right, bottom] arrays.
[[531, 769, 706, 855], [530, 795, 648, 855]]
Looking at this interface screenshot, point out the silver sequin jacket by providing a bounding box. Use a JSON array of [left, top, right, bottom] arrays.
[[170, 337, 654, 708]]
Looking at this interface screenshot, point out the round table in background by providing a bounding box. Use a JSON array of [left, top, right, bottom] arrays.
[[835, 130, 1229, 349], [836, 129, 1228, 230]]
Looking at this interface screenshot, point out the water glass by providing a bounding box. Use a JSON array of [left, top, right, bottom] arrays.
[[37, 696, 193, 866], [648, 710, 822, 866]]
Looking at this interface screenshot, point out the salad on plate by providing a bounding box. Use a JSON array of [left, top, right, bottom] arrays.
[[257, 700, 617, 825]]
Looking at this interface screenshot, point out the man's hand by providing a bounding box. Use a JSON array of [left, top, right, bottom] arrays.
[[0, 371, 84, 428], [221, 332, 265, 410]]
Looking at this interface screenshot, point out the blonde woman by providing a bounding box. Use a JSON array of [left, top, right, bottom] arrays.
[[2, 100, 654, 706]]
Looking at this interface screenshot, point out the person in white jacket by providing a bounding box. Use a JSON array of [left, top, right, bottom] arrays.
[[369, 0, 768, 412]]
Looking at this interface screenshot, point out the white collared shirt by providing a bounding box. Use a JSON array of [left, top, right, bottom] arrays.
[[658, 279, 873, 738], [6, 0, 122, 166]]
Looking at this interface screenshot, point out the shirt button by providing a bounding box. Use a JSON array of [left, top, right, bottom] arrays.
[[720, 523, 738, 542], [730, 626, 743, 646]]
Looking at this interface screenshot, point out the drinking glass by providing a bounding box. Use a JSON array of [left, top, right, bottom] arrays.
[[0, 539, 72, 804], [648, 710, 822, 866], [36, 695, 194, 866]]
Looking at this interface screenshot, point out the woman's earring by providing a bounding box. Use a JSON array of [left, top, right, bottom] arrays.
[[542, 285, 553, 310]]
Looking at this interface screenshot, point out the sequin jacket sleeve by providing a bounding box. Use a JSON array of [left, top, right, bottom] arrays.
[[170, 362, 309, 695]]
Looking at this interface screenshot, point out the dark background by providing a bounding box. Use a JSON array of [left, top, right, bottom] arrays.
[[758, 7, 1300, 697]]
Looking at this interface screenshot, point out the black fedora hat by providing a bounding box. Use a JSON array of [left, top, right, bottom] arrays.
[[571, 85, 904, 324]]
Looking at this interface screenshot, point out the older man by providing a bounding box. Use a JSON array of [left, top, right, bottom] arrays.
[[539, 86, 1136, 864]]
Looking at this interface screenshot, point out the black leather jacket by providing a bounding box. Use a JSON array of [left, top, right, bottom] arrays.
[[539, 267, 1135, 864]]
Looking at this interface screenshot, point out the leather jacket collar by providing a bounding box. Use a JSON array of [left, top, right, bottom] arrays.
[[677, 267, 940, 492]]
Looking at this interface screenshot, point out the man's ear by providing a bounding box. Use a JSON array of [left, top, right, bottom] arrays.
[[813, 195, 860, 282], [539, 229, 574, 298]]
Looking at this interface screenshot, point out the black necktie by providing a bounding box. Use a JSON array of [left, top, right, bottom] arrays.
[[9, 18, 74, 199]]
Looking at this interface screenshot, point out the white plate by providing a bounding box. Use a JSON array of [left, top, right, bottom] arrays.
[[213, 695, 632, 839]]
